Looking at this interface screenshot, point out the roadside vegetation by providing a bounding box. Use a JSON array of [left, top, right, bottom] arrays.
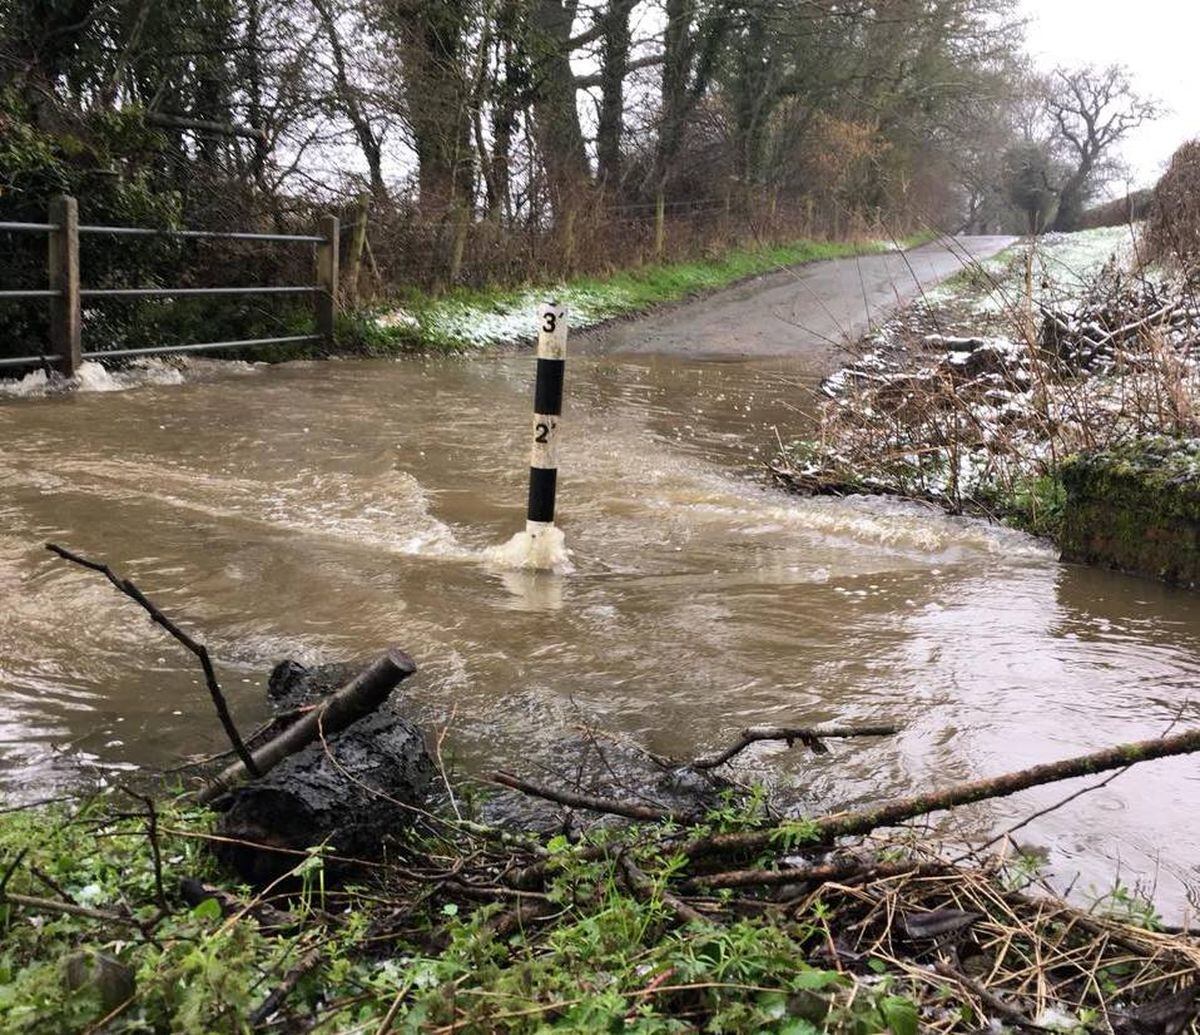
[[771, 141, 1200, 546], [0, 0, 1158, 371], [3, 778, 1196, 1034]]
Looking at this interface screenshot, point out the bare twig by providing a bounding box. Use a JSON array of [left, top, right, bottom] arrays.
[[249, 949, 322, 1026], [123, 789, 167, 912], [931, 959, 1047, 1031], [0, 890, 139, 925], [690, 724, 899, 770], [682, 858, 951, 892], [45, 543, 259, 777], [490, 771, 689, 823], [620, 852, 705, 926], [0, 848, 29, 896]]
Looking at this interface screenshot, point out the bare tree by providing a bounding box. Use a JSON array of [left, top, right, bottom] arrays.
[[1046, 64, 1159, 232]]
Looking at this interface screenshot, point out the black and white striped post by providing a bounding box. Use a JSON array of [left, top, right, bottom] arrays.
[[526, 300, 568, 540]]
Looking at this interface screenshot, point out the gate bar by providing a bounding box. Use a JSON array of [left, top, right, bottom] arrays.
[[0, 354, 62, 369], [80, 334, 320, 361], [77, 225, 325, 243], [80, 286, 319, 298]]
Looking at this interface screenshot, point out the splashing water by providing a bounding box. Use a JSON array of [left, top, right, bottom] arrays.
[[0, 357, 259, 398], [484, 524, 574, 573]]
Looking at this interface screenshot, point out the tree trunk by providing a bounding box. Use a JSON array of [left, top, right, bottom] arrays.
[[1052, 167, 1090, 232], [388, 0, 475, 217], [529, 0, 591, 222], [596, 0, 635, 190]]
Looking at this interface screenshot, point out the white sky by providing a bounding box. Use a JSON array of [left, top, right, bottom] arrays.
[[1019, 0, 1200, 192]]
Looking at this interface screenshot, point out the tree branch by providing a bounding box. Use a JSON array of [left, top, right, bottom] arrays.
[[690, 725, 899, 770], [680, 726, 1200, 860], [45, 543, 260, 778], [197, 648, 416, 804], [491, 771, 690, 823]]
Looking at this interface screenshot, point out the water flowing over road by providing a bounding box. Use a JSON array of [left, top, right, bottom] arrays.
[[2, 238, 1198, 914]]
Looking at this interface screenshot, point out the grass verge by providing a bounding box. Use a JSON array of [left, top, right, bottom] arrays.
[[342, 237, 902, 355]]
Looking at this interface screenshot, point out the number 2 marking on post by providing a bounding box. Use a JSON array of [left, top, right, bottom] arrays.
[[535, 421, 553, 443], [543, 311, 557, 334]]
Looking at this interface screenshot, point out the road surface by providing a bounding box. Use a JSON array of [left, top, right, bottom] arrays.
[[576, 235, 1015, 369]]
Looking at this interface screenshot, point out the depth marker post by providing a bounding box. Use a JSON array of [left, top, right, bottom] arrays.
[[526, 301, 568, 539]]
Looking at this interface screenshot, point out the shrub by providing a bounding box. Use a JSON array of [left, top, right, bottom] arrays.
[[1145, 139, 1200, 268]]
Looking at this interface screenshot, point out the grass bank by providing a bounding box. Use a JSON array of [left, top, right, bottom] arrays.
[[342, 237, 906, 355], [2, 789, 1194, 1033]]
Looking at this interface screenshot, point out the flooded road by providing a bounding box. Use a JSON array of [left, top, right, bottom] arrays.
[[2, 346, 1199, 916]]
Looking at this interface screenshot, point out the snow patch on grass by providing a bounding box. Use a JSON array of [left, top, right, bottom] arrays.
[[373, 239, 888, 351], [929, 225, 1136, 316]]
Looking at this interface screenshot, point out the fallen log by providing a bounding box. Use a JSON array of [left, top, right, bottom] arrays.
[[680, 726, 1200, 861], [198, 649, 417, 804], [201, 652, 435, 884]]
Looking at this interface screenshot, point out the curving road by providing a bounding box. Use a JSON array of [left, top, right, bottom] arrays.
[[577, 235, 1016, 369]]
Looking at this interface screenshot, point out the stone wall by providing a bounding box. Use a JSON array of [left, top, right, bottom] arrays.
[[1060, 439, 1200, 589]]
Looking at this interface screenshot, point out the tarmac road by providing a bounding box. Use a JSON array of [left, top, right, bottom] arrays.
[[576, 235, 1016, 370]]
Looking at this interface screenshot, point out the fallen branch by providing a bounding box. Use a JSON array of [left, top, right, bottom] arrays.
[[690, 724, 899, 770], [46, 543, 259, 777], [680, 726, 1200, 860], [197, 648, 416, 804], [931, 960, 1045, 1031], [620, 853, 704, 926], [1, 890, 139, 926], [249, 949, 322, 1026], [682, 858, 950, 892], [490, 771, 689, 823]]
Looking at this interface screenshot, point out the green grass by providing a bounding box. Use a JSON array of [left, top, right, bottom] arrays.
[[0, 795, 918, 1033], [345, 237, 895, 355]]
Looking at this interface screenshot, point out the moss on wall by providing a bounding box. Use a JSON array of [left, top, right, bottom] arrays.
[[1060, 438, 1200, 588]]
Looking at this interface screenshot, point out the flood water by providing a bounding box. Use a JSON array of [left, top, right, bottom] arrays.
[[2, 353, 1198, 915]]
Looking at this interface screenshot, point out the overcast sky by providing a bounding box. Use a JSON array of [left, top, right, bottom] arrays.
[[1019, 0, 1200, 191]]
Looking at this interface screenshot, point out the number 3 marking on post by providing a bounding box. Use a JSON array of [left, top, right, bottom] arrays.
[[542, 312, 557, 334]]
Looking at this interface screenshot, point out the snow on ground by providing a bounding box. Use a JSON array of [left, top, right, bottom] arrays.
[[785, 225, 1200, 509], [386, 282, 644, 350], [926, 225, 1136, 315]]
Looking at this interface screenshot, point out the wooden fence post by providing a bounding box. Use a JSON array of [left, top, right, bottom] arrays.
[[316, 213, 339, 344], [653, 189, 666, 259], [346, 195, 369, 305], [48, 195, 81, 377]]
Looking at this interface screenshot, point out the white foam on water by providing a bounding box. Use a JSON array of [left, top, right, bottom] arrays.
[[613, 454, 1055, 562], [484, 525, 574, 573], [0, 356, 261, 399], [0, 367, 54, 397]]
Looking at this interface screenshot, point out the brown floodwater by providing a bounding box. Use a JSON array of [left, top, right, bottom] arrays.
[[1, 353, 1198, 915]]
